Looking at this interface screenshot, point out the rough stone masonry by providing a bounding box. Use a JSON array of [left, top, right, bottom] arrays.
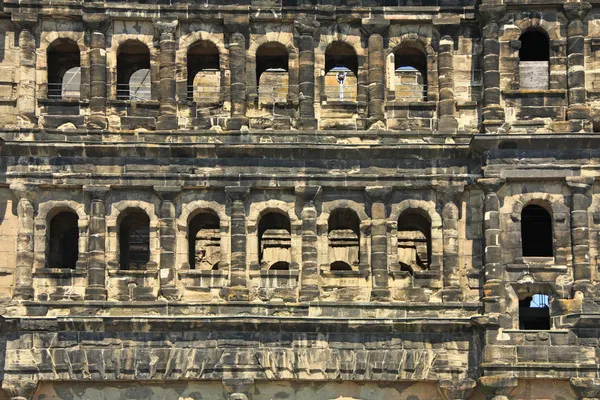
[[0, 0, 599, 398]]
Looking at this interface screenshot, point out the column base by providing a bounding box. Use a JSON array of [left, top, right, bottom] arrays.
[[437, 115, 458, 133], [367, 118, 387, 130], [297, 118, 318, 130], [220, 286, 249, 301], [84, 287, 107, 301], [482, 106, 505, 133], [156, 115, 178, 130], [86, 115, 107, 130], [370, 288, 390, 302], [299, 287, 319, 302], [441, 287, 462, 302], [13, 286, 34, 301], [159, 287, 179, 300], [227, 117, 249, 131]]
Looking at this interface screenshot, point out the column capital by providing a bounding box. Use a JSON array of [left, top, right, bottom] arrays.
[[153, 19, 178, 38], [477, 178, 506, 195], [83, 185, 111, 201], [361, 18, 390, 36], [295, 185, 322, 204], [570, 378, 600, 399], [2, 377, 38, 400], [222, 378, 254, 400], [433, 18, 460, 42], [11, 11, 39, 31], [83, 13, 111, 33], [294, 16, 320, 36], [478, 5, 507, 26], [478, 375, 518, 398], [154, 185, 182, 203], [365, 186, 392, 203], [9, 183, 39, 202], [438, 378, 476, 400], [563, 3, 592, 21], [226, 186, 250, 202], [434, 182, 466, 203], [224, 17, 249, 37], [566, 176, 594, 194]]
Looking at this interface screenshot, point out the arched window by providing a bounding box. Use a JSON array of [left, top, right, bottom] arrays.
[[394, 46, 427, 101], [519, 30, 550, 89], [117, 40, 151, 101], [256, 42, 289, 104], [521, 204, 553, 257], [324, 42, 358, 102], [47, 39, 81, 99], [187, 40, 220, 103], [397, 210, 431, 273], [47, 211, 79, 269], [188, 211, 220, 270], [328, 208, 360, 271], [258, 212, 291, 270], [519, 292, 551, 330], [119, 210, 150, 270]]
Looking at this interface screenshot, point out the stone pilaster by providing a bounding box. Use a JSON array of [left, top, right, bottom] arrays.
[[2, 378, 38, 400], [294, 17, 319, 130], [12, 12, 38, 129], [437, 184, 464, 301], [479, 5, 506, 133], [84, 185, 110, 301], [154, 19, 179, 130], [223, 186, 250, 301], [155, 186, 182, 300], [225, 20, 249, 131], [563, 3, 592, 127], [570, 378, 600, 400], [10, 183, 38, 301], [366, 186, 391, 301], [362, 19, 389, 128], [83, 14, 110, 130], [479, 375, 518, 400], [295, 185, 321, 302], [566, 177, 593, 282], [438, 379, 476, 400], [436, 25, 459, 132]]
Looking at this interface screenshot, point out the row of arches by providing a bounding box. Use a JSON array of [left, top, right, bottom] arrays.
[[46, 38, 430, 103]]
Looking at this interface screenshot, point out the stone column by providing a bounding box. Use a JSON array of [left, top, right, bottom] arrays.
[[366, 186, 391, 301], [84, 185, 110, 301], [12, 12, 38, 128], [223, 186, 250, 301], [156, 186, 181, 300], [225, 21, 249, 131], [479, 375, 518, 400], [438, 185, 463, 301], [436, 25, 458, 132], [438, 379, 476, 400], [295, 185, 321, 302], [563, 3, 592, 126], [10, 184, 37, 301], [362, 19, 389, 129], [294, 17, 319, 130], [478, 178, 508, 324], [155, 19, 179, 130], [83, 14, 110, 130], [479, 5, 506, 133], [2, 378, 38, 400], [566, 177, 593, 283], [570, 378, 600, 400]]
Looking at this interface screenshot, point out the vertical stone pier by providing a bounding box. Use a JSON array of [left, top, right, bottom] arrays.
[[84, 185, 110, 301], [156, 186, 181, 300], [225, 20, 249, 130], [83, 14, 110, 130], [223, 186, 250, 301], [362, 19, 389, 129], [294, 17, 319, 130], [12, 12, 38, 128], [155, 19, 179, 130], [10, 184, 37, 301], [366, 186, 391, 301], [436, 24, 458, 132], [296, 185, 321, 302]]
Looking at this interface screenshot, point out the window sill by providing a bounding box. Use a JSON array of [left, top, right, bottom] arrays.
[[320, 269, 369, 278], [33, 268, 86, 277], [502, 89, 566, 97], [38, 98, 87, 106], [109, 99, 160, 106], [178, 269, 225, 278], [386, 100, 436, 108]]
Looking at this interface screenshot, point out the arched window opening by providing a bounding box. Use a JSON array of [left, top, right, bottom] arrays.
[[519, 30, 550, 89], [256, 42, 289, 104], [47, 211, 79, 269], [270, 261, 291, 271], [328, 208, 360, 272], [521, 204, 553, 257], [394, 47, 427, 101], [47, 39, 81, 99], [187, 40, 220, 103], [117, 40, 151, 101], [119, 210, 150, 270], [188, 212, 220, 270], [258, 212, 291, 270], [324, 42, 358, 102], [519, 293, 551, 330], [397, 210, 431, 274]]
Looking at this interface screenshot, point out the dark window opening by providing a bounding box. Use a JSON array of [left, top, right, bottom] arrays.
[[394, 47, 427, 101], [270, 261, 290, 271], [330, 261, 353, 271], [325, 42, 358, 102], [519, 30, 550, 62], [397, 210, 431, 273], [187, 40, 220, 102], [117, 40, 151, 101], [188, 212, 220, 270], [328, 208, 360, 271], [256, 42, 289, 104], [47, 39, 81, 99], [48, 211, 79, 269], [119, 210, 150, 270], [521, 204, 553, 257], [519, 293, 551, 330], [258, 212, 291, 269]]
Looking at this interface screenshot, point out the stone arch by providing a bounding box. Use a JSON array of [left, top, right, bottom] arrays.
[[505, 18, 560, 42], [318, 200, 369, 226]]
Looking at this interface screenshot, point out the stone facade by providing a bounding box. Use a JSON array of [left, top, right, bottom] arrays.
[[0, 0, 599, 399]]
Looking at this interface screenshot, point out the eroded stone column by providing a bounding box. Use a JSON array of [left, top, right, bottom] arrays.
[[84, 185, 110, 301], [566, 177, 593, 282], [156, 186, 181, 300], [295, 185, 321, 302], [362, 19, 389, 128], [437, 29, 458, 131], [13, 13, 38, 128], [223, 186, 250, 301], [480, 5, 506, 132], [563, 3, 592, 127], [155, 19, 179, 130], [10, 184, 37, 301], [294, 17, 319, 130], [83, 14, 110, 130], [442, 202, 461, 301], [226, 20, 249, 130], [366, 186, 391, 301]]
